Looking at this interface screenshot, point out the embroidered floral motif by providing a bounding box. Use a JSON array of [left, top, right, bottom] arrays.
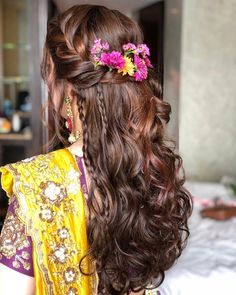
[[66, 287, 78, 295], [0, 211, 30, 258], [58, 227, 69, 240], [39, 206, 55, 222], [64, 267, 78, 284], [67, 169, 81, 182], [67, 182, 80, 195], [51, 244, 69, 264], [0, 209, 31, 271], [22, 250, 30, 260], [66, 169, 81, 194], [40, 181, 67, 206], [12, 254, 31, 270]]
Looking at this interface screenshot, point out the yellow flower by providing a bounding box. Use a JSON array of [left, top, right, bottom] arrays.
[[118, 56, 135, 76]]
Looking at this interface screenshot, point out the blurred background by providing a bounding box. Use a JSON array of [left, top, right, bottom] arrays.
[[0, 0, 236, 294]]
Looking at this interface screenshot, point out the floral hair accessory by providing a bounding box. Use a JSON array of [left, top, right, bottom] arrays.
[[90, 39, 153, 81]]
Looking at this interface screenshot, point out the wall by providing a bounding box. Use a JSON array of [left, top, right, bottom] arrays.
[[164, 0, 183, 146], [53, 0, 157, 13], [179, 0, 236, 181]]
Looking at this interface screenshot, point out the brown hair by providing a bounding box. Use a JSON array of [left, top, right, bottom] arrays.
[[41, 4, 192, 294]]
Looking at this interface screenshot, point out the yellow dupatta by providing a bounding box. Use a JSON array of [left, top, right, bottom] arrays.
[[0, 148, 97, 295]]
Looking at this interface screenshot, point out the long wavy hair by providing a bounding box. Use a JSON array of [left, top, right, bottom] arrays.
[[41, 4, 192, 294]]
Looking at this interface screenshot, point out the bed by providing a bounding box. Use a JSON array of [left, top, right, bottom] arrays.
[[158, 181, 236, 295]]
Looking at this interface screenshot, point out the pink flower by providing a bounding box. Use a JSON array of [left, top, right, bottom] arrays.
[[144, 56, 153, 68], [102, 42, 109, 51], [90, 39, 109, 55], [133, 55, 148, 81], [136, 44, 150, 56], [123, 43, 137, 51], [100, 51, 125, 69], [133, 71, 143, 81]]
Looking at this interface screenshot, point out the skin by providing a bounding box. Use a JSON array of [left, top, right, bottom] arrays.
[[0, 87, 144, 295], [0, 264, 35, 295]]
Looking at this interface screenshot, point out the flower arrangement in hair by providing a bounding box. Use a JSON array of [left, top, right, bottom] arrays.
[[90, 39, 153, 81]]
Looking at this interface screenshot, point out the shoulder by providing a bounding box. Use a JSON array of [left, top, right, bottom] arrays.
[[0, 147, 83, 231], [0, 148, 77, 199], [1, 147, 73, 172]]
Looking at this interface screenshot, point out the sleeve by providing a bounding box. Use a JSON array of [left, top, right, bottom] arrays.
[[0, 195, 34, 277]]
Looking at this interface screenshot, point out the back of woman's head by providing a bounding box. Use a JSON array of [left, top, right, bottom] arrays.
[[41, 4, 192, 294]]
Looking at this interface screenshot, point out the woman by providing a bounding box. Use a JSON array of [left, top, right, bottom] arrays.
[[0, 4, 192, 295]]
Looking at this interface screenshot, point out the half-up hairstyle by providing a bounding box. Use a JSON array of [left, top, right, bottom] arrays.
[[41, 4, 192, 294]]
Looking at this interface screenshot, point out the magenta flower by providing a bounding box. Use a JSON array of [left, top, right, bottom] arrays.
[[133, 72, 143, 81], [144, 56, 153, 68], [133, 55, 148, 81], [90, 39, 151, 81], [123, 43, 137, 51], [100, 51, 125, 69]]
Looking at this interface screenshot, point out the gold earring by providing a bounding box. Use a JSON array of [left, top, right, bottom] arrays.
[[64, 96, 82, 143]]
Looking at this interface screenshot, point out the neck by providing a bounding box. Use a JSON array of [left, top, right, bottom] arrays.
[[69, 140, 83, 156]]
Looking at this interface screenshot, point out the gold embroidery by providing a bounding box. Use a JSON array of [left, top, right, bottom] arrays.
[[40, 181, 67, 206], [39, 206, 55, 222], [58, 227, 69, 240], [66, 286, 78, 295], [145, 287, 160, 294], [52, 244, 69, 264], [0, 201, 31, 272], [0, 149, 98, 294], [64, 267, 78, 284]]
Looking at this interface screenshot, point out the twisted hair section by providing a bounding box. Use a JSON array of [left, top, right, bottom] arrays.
[[96, 84, 108, 135], [41, 4, 192, 294]]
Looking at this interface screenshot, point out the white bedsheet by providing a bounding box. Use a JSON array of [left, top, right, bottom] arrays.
[[159, 181, 236, 295]]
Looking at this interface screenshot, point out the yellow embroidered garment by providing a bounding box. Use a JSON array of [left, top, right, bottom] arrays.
[[0, 148, 97, 295]]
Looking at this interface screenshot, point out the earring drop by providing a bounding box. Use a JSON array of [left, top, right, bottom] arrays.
[[64, 96, 82, 144], [65, 96, 73, 131], [68, 130, 82, 144]]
